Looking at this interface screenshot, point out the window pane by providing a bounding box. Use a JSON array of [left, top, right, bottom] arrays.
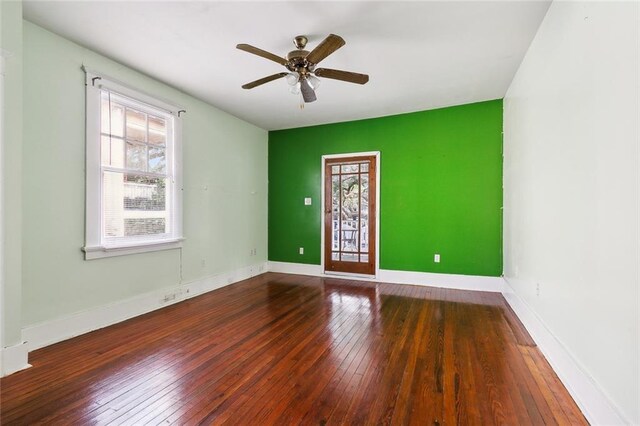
[[126, 108, 146, 142], [111, 138, 124, 168], [101, 95, 124, 137], [341, 164, 358, 173], [100, 97, 108, 134], [341, 253, 358, 262], [332, 175, 340, 250], [360, 254, 369, 263], [126, 142, 147, 171], [360, 162, 369, 173], [103, 171, 125, 238], [331, 165, 340, 174], [148, 147, 166, 173], [360, 175, 369, 252], [103, 171, 169, 239], [101, 136, 125, 167], [341, 228, 358, 252], [111, 105, 125, 137], [123, 174, 166, 212], [148, 115, 166, 145], [101, 136, 110, 166]]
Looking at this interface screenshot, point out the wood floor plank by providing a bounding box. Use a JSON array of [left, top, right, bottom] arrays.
[[187, 285, 370, 425], [246, 286, 377, 424], [0, 272, 588, 425]]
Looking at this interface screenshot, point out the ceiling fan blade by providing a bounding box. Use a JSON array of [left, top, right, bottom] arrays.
[[305, 34, 345, 65], [242, 72, 288, 89], [237, 43, 288, 66], [300, 78, 317, 103], [314, 68, 369, 85]]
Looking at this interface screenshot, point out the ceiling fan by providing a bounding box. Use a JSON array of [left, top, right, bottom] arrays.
[[237, 34, 369, 104]]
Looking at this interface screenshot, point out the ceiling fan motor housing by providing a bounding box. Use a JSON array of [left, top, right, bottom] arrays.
[[286, 50, 311, 72], [286, 35, 314, 73]]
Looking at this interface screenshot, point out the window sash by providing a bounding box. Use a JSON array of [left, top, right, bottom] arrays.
[[101, 90, 174, 172], [100, 92, 175, 245], [101, 171, 173, 245]]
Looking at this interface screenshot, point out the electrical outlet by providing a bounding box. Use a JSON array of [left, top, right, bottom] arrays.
[[163, 293, 177, 303], [201, 259, 206, 267], [304, 197, 312, 205], [434, 253, 440, 263], [299, 247, 304, 255], [536, 282, 540, 297]]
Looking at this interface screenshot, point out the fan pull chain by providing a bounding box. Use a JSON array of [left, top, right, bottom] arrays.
[[299, 93, 304, 110]]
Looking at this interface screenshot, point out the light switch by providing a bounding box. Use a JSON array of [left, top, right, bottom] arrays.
[[299, 247, 304, 255], [434, 254, 441, 263], [304, 197, 312, 205]]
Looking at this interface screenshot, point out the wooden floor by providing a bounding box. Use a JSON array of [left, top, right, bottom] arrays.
[[1, 272, 587, 425]]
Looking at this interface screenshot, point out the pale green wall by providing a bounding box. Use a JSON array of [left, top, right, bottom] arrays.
[[1, 0, 24, 347], [21, 21, 268, 326]]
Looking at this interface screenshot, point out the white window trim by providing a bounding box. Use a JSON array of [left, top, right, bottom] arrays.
[[82, 67, 184, 260]]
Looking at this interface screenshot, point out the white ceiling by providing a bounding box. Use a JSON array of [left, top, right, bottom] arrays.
[[23, 1, 550, 130]]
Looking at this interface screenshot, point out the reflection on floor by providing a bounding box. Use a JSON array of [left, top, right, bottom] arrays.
[[0, 272, 587, 425]]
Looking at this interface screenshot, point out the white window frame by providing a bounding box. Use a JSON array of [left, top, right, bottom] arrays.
[[82, 68, 184, 260]]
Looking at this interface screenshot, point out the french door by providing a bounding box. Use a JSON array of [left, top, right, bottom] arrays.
[[324, 155, 377, 275]]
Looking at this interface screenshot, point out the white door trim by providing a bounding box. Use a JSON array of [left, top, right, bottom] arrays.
[[320, 151, 381, 278]]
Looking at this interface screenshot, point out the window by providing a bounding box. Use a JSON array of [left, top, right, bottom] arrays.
[[83, 69, 183, 259]]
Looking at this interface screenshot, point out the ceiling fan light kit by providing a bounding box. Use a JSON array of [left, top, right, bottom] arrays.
[[285, 72, 300, 86], [237, 34, 369, 106]]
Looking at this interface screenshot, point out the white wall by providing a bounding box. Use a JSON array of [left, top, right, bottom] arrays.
[[20, 21, 268, 328], [504, 1, 639, 424]]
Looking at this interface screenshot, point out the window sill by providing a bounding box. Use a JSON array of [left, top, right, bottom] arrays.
[[82, 238, 184, 260]]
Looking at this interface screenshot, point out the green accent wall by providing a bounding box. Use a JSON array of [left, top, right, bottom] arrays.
[[268, 100, 503, 277]]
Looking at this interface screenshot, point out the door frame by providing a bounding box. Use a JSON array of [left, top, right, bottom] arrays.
[[320, 151, 380, 278]]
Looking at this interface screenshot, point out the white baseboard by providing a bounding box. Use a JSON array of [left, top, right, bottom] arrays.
[[267, 261, 504, 292], [1, 341, 31, 377], [502, 278, 629, 426], [268, 261, 323, 276], [378, 269, 505, 292], [22, 262, 268, 352]]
